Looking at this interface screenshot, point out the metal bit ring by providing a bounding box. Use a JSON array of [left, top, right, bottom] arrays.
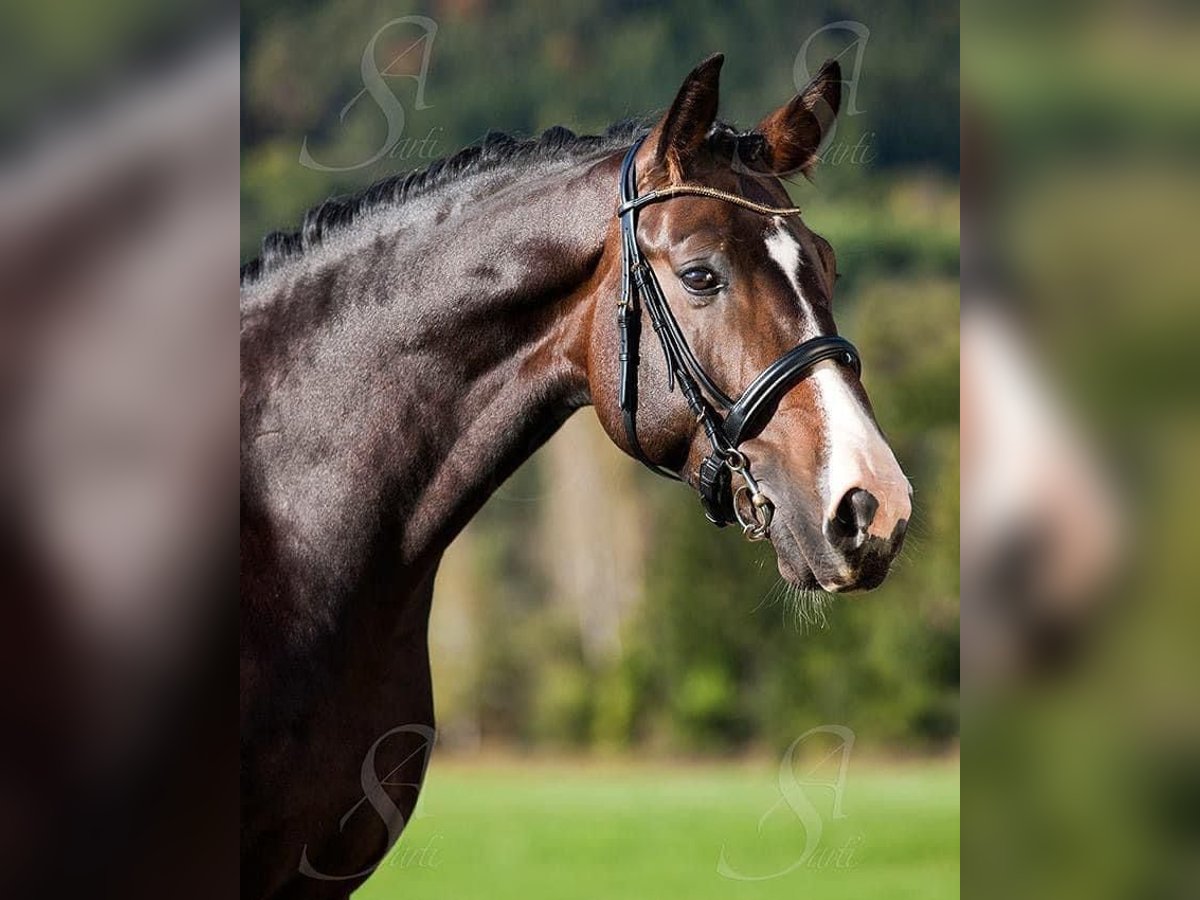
[[733, 484, 773, 541]]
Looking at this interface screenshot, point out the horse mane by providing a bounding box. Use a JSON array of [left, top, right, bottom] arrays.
[[240, 120, 646, 283], [240, 119, 772, 284]]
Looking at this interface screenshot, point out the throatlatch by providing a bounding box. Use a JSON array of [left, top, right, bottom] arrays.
[[615, 136, 861, 540]]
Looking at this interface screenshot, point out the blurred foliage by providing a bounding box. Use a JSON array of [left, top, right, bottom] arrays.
[[243, 0, 959, 754]]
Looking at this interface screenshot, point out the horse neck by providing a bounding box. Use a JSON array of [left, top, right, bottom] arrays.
[[241, 155, 618, 622]]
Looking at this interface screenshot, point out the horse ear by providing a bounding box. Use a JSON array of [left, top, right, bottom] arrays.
[[755, 59, 841, 177], [645, 53, 723, 182]]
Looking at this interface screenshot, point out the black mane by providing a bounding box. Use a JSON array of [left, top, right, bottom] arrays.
[[240, 119, 766, 284], [240, 120, 649, 284]]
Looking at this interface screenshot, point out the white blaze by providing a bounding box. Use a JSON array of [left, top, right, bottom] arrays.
[[765, 223, 911, 540], [764, 223, 818, 338]]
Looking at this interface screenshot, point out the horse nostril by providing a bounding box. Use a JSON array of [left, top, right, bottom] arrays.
[[826, 488, 879, 549], [841, 488, 879, 532]]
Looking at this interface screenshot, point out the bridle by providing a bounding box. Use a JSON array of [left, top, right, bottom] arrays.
[[616, 136, 861, 540]]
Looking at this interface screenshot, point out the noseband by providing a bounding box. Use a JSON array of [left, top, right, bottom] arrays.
[[616, 136, 861, 540]]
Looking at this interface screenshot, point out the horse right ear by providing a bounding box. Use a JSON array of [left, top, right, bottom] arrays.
[[643, 53, 723, 182], [755, 59, 841, 177]]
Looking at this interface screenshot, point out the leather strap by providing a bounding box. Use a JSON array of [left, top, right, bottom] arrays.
[[617, 184, 802, 218], [697, 452, 734, 524], [722, 335, 860, 446]]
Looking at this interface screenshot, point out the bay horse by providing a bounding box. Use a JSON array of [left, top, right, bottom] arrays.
[[241, 54, 910, 898]]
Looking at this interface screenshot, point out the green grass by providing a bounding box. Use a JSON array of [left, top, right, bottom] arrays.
[[356, 757, 958, 899]]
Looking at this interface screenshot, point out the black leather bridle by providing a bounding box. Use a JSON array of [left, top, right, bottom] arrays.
[[616, 136, 861, 540]]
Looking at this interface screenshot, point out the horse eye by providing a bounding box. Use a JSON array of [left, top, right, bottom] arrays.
[[679, 266, 723, 295]]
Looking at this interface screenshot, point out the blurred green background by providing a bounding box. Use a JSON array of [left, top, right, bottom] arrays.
[[242, 0, 959, 895], [963, 2, 1200, 899]]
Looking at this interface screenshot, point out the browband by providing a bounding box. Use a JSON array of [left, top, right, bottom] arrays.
[[617, 184, 802, 219]]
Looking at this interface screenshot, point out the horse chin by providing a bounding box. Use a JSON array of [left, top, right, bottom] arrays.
[[770, 518, 858, 593], [771, 534, 821, 590], [771, 521, 896, 594]]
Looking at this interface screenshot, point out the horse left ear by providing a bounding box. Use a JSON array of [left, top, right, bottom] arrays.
[[645, 53, 724, 182], [756, 59, 841, 177]]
